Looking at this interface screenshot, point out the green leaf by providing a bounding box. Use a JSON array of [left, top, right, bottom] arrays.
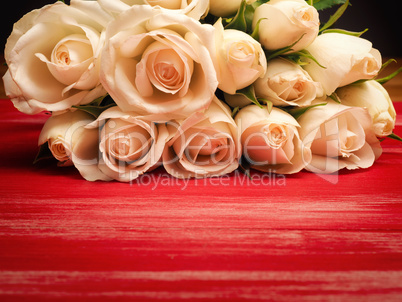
[[251, 18, 266, 41], [231, 106, 240, 118], [33, 142, 54, 164], [376, 66, 402, 85], [224, 0, 269, 33], [314, 0, 347, 11], [88, 95, 107, 107], [224, 0, 248, 32], [387, 133, 402, 142], [73, 103, 116, 118], [257, 98, 274, 113], [289, 103, 327, 120], [266, 46, 293, 61], [372, 58, 402, 85], [379, 58, 397, 73], [235, 85, 263, 108], [352, 59, 402, 85], [321, 28, 368, 37], [266, 34, 306, 61], [73, 94, 117, 118], [319, 0, 349, 32], [265, 100, 273, 114], [255, 98, 273, 113], [285, 49, 326, 68], [253, 0, 270, 7], [329, 92, 341, 103]]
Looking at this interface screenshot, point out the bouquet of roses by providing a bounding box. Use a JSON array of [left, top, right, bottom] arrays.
[[3, 0, 401, 182]]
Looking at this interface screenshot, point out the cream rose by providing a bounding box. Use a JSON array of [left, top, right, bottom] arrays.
[[336, 80, 396, 137], [213, 19, 266, 95], [302, 33, 382, 96], [297, 100, 382, 174], [235, 105, 311, 174], [209, 0, 257, 17], [3, 1, 111, 115], [163, 97, 240, 178], [38, 110, 110, 181], [70, 0, 114, 28], [98, 0, 209, 20], [89, 106, 169, 182], [252, 0, 319, 52], [254, 57, 323, 107], [100, 5, 218, 118]]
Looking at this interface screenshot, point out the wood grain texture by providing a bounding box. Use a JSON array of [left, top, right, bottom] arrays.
[[1, 100, 402, 301]]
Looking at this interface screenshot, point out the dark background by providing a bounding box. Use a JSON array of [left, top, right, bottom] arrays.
[[1, 0, 402, 57]]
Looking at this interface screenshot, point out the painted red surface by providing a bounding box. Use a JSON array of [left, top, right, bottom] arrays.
[[1, 99, 402, 301]]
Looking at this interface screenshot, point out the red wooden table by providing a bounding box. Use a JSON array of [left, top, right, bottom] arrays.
[[1, 99, 402, 301]]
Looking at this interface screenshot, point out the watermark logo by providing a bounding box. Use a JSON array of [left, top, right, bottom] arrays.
[[129, 169, 286, 190]]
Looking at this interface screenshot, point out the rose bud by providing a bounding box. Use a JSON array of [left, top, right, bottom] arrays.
[[254, 57, 323, 107], [38, 110, 110, 181], [235, 105, 311, 174], [297, 100, 382, 174], [163, 97, 241, 178], [336, 80, 396, 137], [302, 33, 382, 96], [213, 19, 267, 95], [252, 0, 319, 52], [88, 106, 169, 182]]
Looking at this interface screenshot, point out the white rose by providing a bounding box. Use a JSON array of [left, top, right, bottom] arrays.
[[70, 0, 114, 28], [88, 106, 169, 182], [38, 110, 110, 181], [163, 97, 241, 178], [336, 80, 396, 137], [3, 1, 111, 114], [297, 100, 382, 174], [98, 0, 209, 20], [302, 33, 382, 96], [100, 5, 218, 118], [209, 0, 256, 17], [213, 19, 267, 95], [252, 0, 319, 52], [235, 105, 311, 174], [254, 57, 323, 107]]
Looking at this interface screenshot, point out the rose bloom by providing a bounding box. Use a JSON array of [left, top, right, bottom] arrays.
[[3, 0, 111, 114], [336, 80, 396, 137], [297, 100, 382, 174], [163, 97, 241, 178], [303, 33, 382, 96], [254, 57, 323, 107], [100, 5, 218, 118], [235, 105, 311, 174], [38, 110, 110, 181], [98, 0, 209, 20], [88, 106, 169, 182], [209, 0, 257, 17], [213, 19, 266, 95], [252, 0, 319, 52]]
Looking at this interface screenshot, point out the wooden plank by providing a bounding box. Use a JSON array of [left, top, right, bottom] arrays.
[[1, 270, 402, 301], [0, 96, 402, 300]]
